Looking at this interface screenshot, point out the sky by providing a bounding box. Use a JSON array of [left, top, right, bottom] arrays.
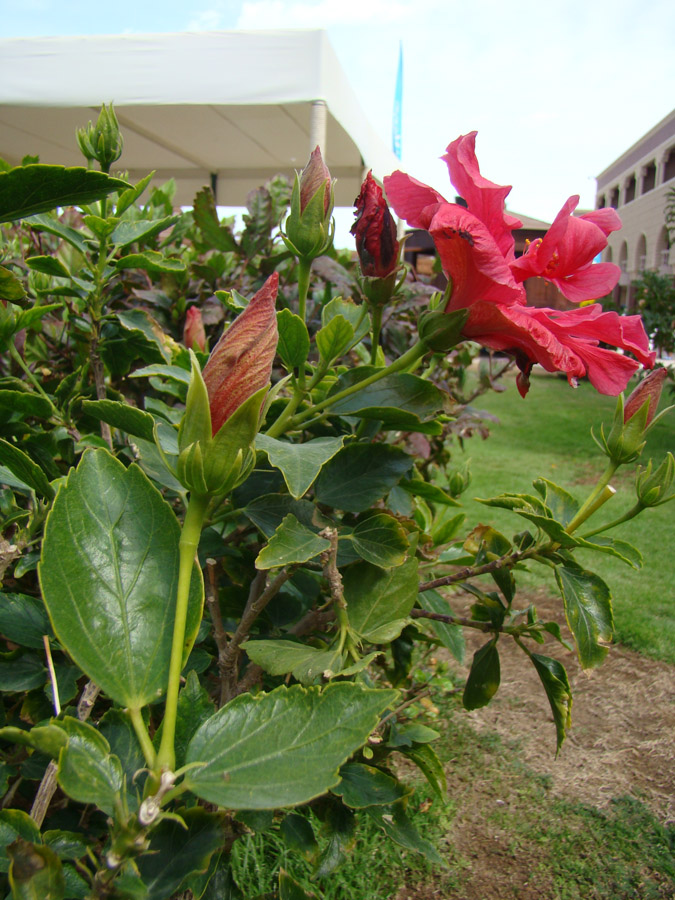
[[2, 0, 674, 244]]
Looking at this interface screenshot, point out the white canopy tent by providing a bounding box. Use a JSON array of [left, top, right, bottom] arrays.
[[0, 30, 400, 207]]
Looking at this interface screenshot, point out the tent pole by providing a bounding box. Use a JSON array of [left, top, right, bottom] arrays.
[[309, 100, 327, 155], [210, 173, 218, 204]]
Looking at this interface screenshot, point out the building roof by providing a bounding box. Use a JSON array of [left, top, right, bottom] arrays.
[[596, 108, 675, 189], [0, 30, 400, 207]]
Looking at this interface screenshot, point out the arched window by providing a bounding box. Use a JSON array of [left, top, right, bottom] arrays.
[[664, 147, 675, 183], [641, 161, 656, 193], [596, 194, 606, 209], [624, 174, 636, 203], [604, 245, 613, 263], [655, 226, 671, 270], [618, 240, 628, 272], [609, 186, 620, 208], [635, 234, 647, 272]]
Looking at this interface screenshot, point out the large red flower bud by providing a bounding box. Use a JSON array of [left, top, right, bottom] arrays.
[[183, 306, 206, 352], [283, 147, 335, 261], [202, 273, 279, 436], [351, 171, 400, 279]]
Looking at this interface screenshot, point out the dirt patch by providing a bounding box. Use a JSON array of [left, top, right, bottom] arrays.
[[456, 589, 675, 824]]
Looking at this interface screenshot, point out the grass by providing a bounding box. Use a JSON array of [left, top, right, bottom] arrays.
[[454, 369, 675, 663], [229, 697, 674, 899]]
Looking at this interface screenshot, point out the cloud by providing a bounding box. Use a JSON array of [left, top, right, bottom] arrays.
[[187, 4, 227, 30], [236, 0, 440, 28]]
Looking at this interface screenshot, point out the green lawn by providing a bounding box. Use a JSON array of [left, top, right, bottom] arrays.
[[454, 369, 675, 663]]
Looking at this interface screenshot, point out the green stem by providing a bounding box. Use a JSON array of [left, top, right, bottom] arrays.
[[369, 306, 383, 366], [297, 258, 312, 323], [565, 461, 618, 534], [290, 340, 429, 430], [9, 344, 56, 409], [264, 377, 307, 439], [580, 502, 645, 539], [128, 707, 156, 770], [156, 492, 210, 772]]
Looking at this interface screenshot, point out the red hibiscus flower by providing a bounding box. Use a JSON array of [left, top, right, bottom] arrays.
[[510, 196, 622, 302], [383, 133, 654, 396], [461, 301, 655, 397]]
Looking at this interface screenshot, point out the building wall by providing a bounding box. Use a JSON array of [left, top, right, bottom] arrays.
[[596, 109, 675, 310]]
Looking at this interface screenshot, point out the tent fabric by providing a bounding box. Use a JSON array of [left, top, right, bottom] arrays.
[[0, 30, 400, 206]]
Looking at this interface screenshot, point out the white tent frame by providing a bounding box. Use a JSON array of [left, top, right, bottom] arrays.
[[0, 29, 400, 207]]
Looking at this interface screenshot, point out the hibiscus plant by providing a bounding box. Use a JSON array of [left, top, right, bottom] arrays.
[[0, 109, 672, 899]]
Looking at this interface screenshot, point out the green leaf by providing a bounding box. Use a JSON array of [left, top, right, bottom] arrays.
[[0, 165, 128, 224], [0, 724, 67, 759], [39, 449, 203, 708], [7, 838, 65, 900], [463, 639, 500, 710], [193, 187, 238, 252], [399, 478, 460, 506], [554, 563, 613, 668], [25, 256, 70, 278], [0, 390, 53, 419], [54, 718, 123, 817], [135, 808, 226, 900], [532, 477, 579, 526], [0, 810, 41, 874], [280, 814, 318, 860], [313, 801, 355, 878], [313, 443, 411, 512], [98, 708, 145, 811], [131, 363, 191, 384], [0, 440, 54, 499], [256, 514, 330, 569], [343, 557, 418, 643], [245, 494, 321, 538], [110, 215, 179, 248], [256, 435, 348, 500], [184, 683, 397, 809], [115, 308, 177, 362], [115, 172, 155, 216], [398, 742, 447, 801], [387, 723, 440, 747], [276, 310, 310, 369], [530, 653, 573, 754], [347, 514, 408, 568], [116, 250, 186, 274], [577, 535, 643, 569], [0, 265, 27, 302], [322, 297, 369, 342], [25, 214, 88, 255], [327, 369, 447, 434], [81, 400, 156, 442], [316, 315, 354, 365], [364, 802, 443, 864], [0, 652, 45, 691], [42, 831, 89, 861], [419, 589, 465, 663], [242, 640, 343, 684], [333, 763, 409, 808], [279, 868, 320, 900], [0, 593, 51, 650]]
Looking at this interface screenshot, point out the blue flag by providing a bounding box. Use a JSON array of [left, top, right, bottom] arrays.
[[392, 42, 403, 160]]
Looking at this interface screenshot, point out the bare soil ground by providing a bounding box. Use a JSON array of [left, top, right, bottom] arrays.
[[396, 591, 675, 900]]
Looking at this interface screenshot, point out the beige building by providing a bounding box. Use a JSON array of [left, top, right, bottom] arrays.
[[596, 108, 675, 309]]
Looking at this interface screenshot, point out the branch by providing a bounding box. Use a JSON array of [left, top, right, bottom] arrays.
[[219, 567, 295, 704]]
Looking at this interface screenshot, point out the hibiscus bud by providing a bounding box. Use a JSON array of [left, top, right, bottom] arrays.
[[623, 368, 667, 426], [447, 464, 471, 498], [636, 453, 675, 507], [76, 103, 123, 172], [282, 147, 335, 260], [177, 274, 278, 496], [351, 172, 400, 280], [203, 274, 279, 436], [183, 307, 206, 352]]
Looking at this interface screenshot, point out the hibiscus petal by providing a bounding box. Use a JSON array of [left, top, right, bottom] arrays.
[[442, 132, 520, 262], [383, 171, 446, 230]]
